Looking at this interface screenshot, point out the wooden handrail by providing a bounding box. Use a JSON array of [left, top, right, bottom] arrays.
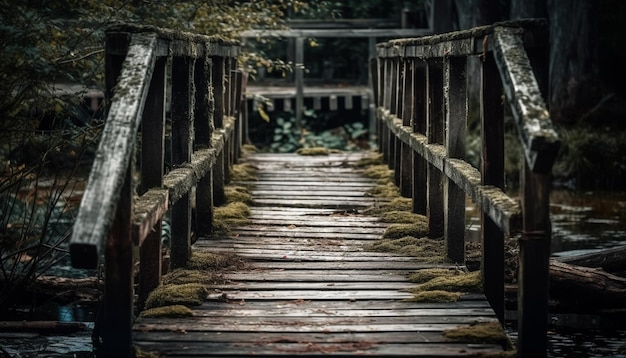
[[68, 24, 245, 356], [375, 19, 559, 358]]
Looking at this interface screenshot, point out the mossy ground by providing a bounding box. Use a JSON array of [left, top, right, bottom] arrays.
[[140, 304, 194, 318], [443, 321, 512, 349]]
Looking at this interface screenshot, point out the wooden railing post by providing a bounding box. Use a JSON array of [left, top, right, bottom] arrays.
[[481, 53, 506, 322], [212, 56, 226, 206], [426, 59, 445, 239], [399, 59, 413, 198], [443, 56, 467, 263], [170, 57, 195, 268], [382, 57, 392, 163], [138, 56, 167, 309], [194, 54, 214, 238], [389, 57, 399, 175], [412, 60, 428, 215]]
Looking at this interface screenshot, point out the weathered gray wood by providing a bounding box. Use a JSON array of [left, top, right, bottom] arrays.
[[426, 59, 445, 239], [134, 153, 505, 357], [481, 53, 505, 323], [70, 33, 158, 269], [412, 60, 428, 216], [170, 56, 195, 269], [443, 56, 467, 263], [400, 60, 413, 198], [492, 27, 559, 174], [518, 161, 551, 357], [377, 19, 547, 59]]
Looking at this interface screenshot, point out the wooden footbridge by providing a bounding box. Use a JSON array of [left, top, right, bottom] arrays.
[[69, 20, 559, 357]]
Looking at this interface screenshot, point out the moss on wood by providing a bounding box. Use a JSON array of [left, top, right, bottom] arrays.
[[162, 268, 226, 285], [230, 163, 257, 181], [404, 290, 462, 303], [135, 347, 160, 358], [443, 321, 511, 348], [364, 197, 413, 216], [382, 223, 429, 240], [366, 182, 400, 198], [144, 283, 208, 309], [187, 251, 248, 271], [361, 164, 394, 181], [225, 185, 252, 204], [378, 211, 427, 224], [407, 268, 466, 284], [296, 147, 330, 156], [367, 236, 443, 261], [355, 153, 384, 167], [140, 305, 194, 318], [409, 271, 482, 293]]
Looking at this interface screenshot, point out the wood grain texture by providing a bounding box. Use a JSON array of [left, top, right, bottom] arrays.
[[133, 153, 506, 356]]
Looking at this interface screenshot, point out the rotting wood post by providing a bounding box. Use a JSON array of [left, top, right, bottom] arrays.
[[393, 58, 403, 185], [137, 56, 167, 309], [480, 53, 505, 322], [102, 160, 134, 356], [426, 58, 444, 239], [400, 59, 413, 198], [194, 55, 214, 238], [412, 60, 427, 215], [370, 57, 379, 141], [212, 56, 226, 205], [382, 57, 392, 163], [170, 56, 195, 269], [443, 56, 467, 263], [518, 162, 551, 357], [388, 57, 399, 173]]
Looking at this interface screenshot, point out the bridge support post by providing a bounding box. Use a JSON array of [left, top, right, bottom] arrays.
[[443, 56, 467, 263], [412, 61, 427, 215], [518, 162, 551, 358], [426, 59, 445, 239], [480, 54, 505, 322]]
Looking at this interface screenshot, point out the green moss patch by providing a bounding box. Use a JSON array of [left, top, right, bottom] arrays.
[[382, 223, 429, 240], [135, 347, 160, 358], [212, 201, 251, 234], [162, 268, 227, 286], [296, 147, 330, 156], [140, 305, 194, 318], [230, 163, 258, 181], [404, 290, 462, 303], [367, 236, 444, 261], [355, 153, 384, 167], [187, 251, 248, 271], [443, 321, 510, 347], [409, 270, 482, 293], [379, 211, 427, 224], [364, 197, 413, 216], [367, 182, 400, 198], [407, 268, 466, 284], [225, 185, 252, 204], [362, 164, 393, 181], [144, 283, 208, 309]]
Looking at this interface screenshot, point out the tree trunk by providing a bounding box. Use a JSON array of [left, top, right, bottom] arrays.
[[556, 245, 626, 273], [547, 0, 600, 123], [549, 260, 626, 310]]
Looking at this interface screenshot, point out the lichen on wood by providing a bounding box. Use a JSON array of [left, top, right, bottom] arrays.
[[443, 321, 511, 348]]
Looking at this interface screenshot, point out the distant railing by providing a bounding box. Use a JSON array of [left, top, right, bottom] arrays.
[[374, 19, 559, 357], [69, 24, 245, 356]]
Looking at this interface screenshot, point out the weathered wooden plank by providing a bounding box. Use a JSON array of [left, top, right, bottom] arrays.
[[211, 281, 416, 291], [247, 261, 434, 271], [70, 33, 158, 269], [132, 341, 503, 357], [252, 198, 383, 209], [195, 297, 492, 309], [189, 307, 497, 318], [492, 26, 559, 174], [230, 225, 384, 235], [224, 230, 382, 240]]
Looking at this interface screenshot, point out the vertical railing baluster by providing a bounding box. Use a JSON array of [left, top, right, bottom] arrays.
[[138, 56, 167, 309], [194, 54, 214, 238], [426, 59, 445, 239], [443, 56, 467, 263], [481, 53, 505, 322], [388, 57, 398, 173], [212, 56, 226, 206], [382, 57, 392, 163], [412, 60, 428, 216], [170, 57, 195, 268], [519, 164, 551, 357], [400, 59, 413, 198], [100, 33, 133, 356]]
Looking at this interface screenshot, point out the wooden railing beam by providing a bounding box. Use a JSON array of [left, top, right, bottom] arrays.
[[70, 33, 158, 270]]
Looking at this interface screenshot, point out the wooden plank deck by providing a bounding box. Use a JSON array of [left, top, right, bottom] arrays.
[[133, 152, 505, 357]]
